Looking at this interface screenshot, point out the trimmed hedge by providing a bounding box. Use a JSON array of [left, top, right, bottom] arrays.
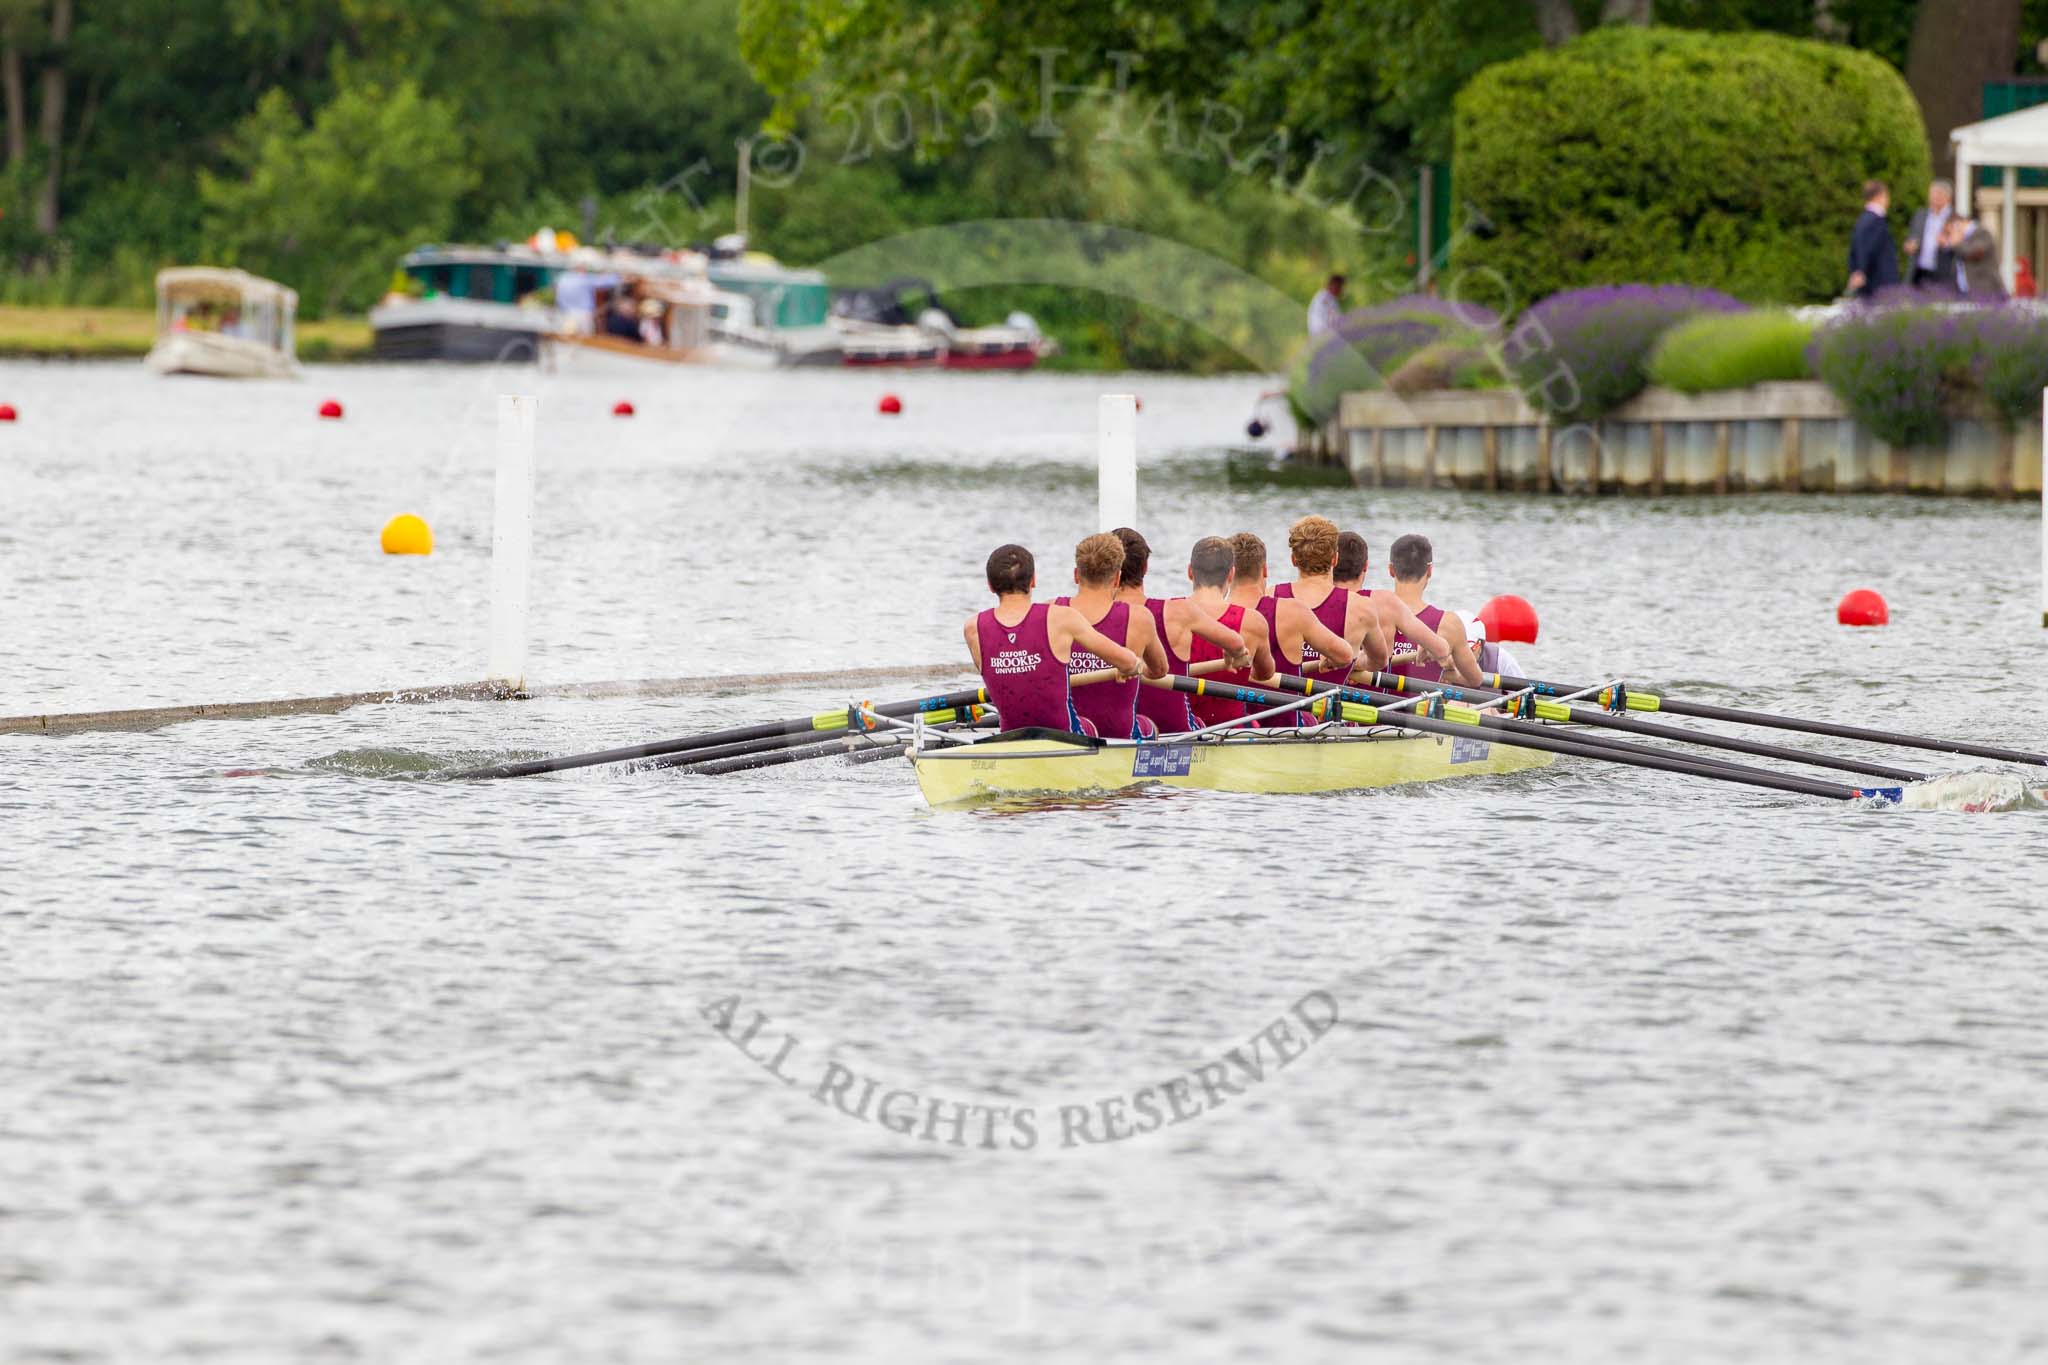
[[1648, 311, 1816, 393], [1452, 27, 1929, 308]]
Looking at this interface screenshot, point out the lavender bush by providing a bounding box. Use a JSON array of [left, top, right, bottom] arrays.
[[1507, 285, 1745, 423], [1807, 307, 1975, 447], [1963, 307, 2048, 428], [1292, 294, 1503, 421]]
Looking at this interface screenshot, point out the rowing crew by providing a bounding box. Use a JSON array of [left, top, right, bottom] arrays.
[[964, 516, 1504, 738]]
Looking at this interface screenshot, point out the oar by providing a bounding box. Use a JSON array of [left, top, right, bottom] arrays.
[[449, 687, 987, 780], [693, 717, 1000, 775], [1070, 658, 1230, 688], [1154, 675, 1899, 802], [1372, 667, 2048, 768], [638, 704, 989, 773], [1289, 672, 1927, 783]]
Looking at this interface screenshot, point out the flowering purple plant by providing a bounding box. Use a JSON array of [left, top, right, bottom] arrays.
[[1960, 306, 2048, 427], [1507, 285, 1746, 422], [1807, 306, 1975, 447], [1293, 294, 1503, 420], [1858, 281, 1982, 311]]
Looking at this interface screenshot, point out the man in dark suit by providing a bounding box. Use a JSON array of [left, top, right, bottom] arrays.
[[1847, 180, 1899, 299], [1901, 177, 1955, 287]]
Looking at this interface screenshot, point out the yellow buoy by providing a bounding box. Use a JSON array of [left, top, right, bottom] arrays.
[[380, 514, 434, 556]]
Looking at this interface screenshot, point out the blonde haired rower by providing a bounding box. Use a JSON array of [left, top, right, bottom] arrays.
[[1263, 515, 1449, 685], [1228, 530, 1355, 690], [1054, 532, 1169, 739]]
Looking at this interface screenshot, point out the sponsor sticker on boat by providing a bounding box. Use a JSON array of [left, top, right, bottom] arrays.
[[1450, 737, 1492, 765], [1132, 744, 1193, 778]]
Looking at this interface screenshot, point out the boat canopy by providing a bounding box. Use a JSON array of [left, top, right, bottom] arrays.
[[154, 267, 298, 352], [155, 267, 298, 311]]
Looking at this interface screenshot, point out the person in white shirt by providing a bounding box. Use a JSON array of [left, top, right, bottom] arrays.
[[1306, 274, 1346, 336], [1465, 617, 1526, 682], [1904, 179, 1954, 288]]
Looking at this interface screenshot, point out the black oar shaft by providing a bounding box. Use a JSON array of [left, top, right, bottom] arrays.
[[1345, 672, 1926, 782], [1395, 668, 2048, 769], [1650, 696, 2045, 767], [1163, 676, 1876, 801], [450, 688, 987, 780]]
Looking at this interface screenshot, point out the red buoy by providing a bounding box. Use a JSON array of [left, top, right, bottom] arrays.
[[1476, 594, 1539, 645], [878, 394, 902, 415], [0, 403, 15, 422], [1836, 588, 1889, 627], [318, 399, 344, 419], [612, 400, 635, 417]]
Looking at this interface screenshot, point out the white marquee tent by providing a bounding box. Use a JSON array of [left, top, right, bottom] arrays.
[[1950, 102, 2048, 291]]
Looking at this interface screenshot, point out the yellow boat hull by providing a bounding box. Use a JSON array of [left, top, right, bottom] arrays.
[[912, 727, 1556, 806]]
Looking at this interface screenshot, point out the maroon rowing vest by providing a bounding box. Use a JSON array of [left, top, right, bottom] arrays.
[[1273, 582, 1351, 684], [975, 603, 1078, 732], [1188, 602, 1251, 727], [1055, 596, 1139, 739], [1136, 598, 1195, 734], [1390, 603, 1446, 683]]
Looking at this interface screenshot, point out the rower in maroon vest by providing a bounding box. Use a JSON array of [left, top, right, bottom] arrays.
[[1329, 527, 1457, 680], [1228, 527, 1359, 724], [1109, 527, 1253, 736], [1262, 516, 1394, 689], [965, 543, 1142, 734], [1179, 537, 1274, 727], [1384, 532, 1483, 686], [1053, 532, 1169, 739]]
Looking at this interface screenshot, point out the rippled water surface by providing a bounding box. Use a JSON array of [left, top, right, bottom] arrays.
[[3, 360, 2046, 1363]]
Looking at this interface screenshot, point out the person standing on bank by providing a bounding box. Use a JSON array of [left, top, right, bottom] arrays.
[[1846, 180, 1899, 299], [1307, 274, 1345, 337], [1945, 212, 2007, 299], [1903, 178, 1955, 288]]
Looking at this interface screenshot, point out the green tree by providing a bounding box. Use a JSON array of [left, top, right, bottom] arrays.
[[199, 74, 474, 314]]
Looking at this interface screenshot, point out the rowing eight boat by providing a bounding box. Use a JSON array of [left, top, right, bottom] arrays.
[[911, 723, 1556, 806]]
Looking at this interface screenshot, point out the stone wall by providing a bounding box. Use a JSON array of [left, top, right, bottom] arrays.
[[1335, 383, 2044, 497]]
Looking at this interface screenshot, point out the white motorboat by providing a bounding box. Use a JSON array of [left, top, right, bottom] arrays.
[[144, 268, 301, 379]]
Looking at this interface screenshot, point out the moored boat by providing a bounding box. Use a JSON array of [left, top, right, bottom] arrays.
[[145, 268, 301, 379], [911, 724, 1555, 805], [370, 245, 564, 362], [541, 270, 782, 372], [830, 277, 1054, 370]]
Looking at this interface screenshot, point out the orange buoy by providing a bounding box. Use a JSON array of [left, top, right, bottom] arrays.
[[318, 399, 344, 419], [878, 394, 902, 415], [612, 400, 635, 417], [1475, 594, 1539, 645], [1836, 588, 1889, 627]]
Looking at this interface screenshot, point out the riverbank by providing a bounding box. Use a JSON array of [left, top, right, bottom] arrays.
[[0, 305, 374, 361]]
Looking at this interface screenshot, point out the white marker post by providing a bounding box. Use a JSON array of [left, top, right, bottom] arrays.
[[2041, 387, 2046, 627], [1098, 393, 1138, 532], [488, 394, 537, 692]]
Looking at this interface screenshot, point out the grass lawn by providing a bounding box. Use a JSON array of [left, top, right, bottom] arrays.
[[0, 305, 374, 360]]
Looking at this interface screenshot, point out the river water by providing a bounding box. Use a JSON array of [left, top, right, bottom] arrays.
[[2, 360, 2045, 1363]]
